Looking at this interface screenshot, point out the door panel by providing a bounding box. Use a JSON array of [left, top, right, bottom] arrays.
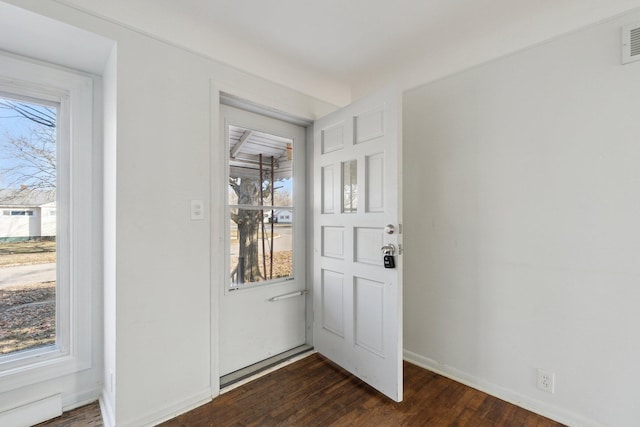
[[219, 105, 307, 376], [313, 86, 403, 401]]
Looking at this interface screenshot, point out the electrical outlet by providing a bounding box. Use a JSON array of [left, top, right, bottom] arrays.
[[537, 369, 555, 393]]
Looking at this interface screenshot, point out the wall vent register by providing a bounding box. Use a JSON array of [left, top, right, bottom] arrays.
[[622, 23, 640, 64]]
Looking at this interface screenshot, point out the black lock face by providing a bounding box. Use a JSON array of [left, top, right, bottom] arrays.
[[383, 254, 395, 268]]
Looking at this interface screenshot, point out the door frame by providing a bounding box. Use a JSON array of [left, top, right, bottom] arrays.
[[209, 82, 316, 397], [211, 84, 404, 401]]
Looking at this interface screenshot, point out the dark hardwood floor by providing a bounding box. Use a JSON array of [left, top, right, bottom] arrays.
[[162, 353, 563, 427], [35, 400, 102, 427], [39, 353, 565, 426]]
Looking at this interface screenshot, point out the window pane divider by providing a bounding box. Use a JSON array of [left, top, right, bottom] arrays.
[[228, 205, 294, 210]]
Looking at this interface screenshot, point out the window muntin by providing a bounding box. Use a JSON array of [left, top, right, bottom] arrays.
[[227, 125, 294, 288]]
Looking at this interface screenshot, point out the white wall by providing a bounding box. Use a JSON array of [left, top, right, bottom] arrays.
[[403, 10, 640, 427], [110, 28, 335, 427], [1, 1, 338, 426]]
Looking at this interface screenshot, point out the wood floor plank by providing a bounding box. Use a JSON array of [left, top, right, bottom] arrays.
[[38, 353, 566, 427]]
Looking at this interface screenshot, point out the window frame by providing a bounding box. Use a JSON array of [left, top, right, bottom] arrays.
[[0, 53, 94, 391], [224, 117, 302, 292]]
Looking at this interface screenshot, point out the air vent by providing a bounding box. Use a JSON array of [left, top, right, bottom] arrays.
[[622, 23, 640, 64]]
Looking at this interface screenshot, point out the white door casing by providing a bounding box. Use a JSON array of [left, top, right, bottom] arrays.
[[313, 86, 403, 401]]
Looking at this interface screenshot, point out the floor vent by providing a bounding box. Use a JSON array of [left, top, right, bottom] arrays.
[[622, 23, 640, 64]]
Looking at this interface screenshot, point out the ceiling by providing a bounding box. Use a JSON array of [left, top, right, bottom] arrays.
[[53, 0, 640, 104]]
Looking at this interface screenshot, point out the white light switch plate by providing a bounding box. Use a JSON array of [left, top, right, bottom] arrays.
[[190, 199, 204, 220]]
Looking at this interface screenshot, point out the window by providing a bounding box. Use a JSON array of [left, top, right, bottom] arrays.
[[0, 94, 57, 356], [9, 210, 35, 216], [0, 53, 94, 391], [228, 125, 294, 287]]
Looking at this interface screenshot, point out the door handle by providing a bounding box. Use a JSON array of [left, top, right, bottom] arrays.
[[268, 290, 308, 302], [381, 244, 396, 256]]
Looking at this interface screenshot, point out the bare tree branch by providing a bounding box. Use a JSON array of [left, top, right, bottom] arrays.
[[0, 99, 56, 201], [1, 130, 56, 192], [0, 99, 55, 128]]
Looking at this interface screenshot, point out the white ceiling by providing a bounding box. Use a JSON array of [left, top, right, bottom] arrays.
[[53, 0, 640, 105]]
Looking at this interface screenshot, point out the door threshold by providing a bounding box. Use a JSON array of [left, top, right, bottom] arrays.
[[220, 345, 314, 392]]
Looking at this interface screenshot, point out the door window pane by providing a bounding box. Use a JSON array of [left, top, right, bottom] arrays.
[[228, 125, 294, 287], [0, 95, 57, 356], [342, 160, 358, 213]]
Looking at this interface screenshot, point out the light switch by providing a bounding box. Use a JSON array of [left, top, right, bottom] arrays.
[[190, 199, 204, 220]]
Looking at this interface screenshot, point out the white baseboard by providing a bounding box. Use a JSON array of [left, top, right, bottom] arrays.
[[403, 349, 603, 427], [100, 390, 115, 427], [0, 394, 62, 427], [118, 388, 212, 427], [62, 385, 102, 411]]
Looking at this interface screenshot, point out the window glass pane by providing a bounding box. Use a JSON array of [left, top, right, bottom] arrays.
[[342, 160, 358, 213], [228, 125, 294, 288], [274, 177, 292, 207], [229, 208, 293, 286], [0, 95, 57, 356]]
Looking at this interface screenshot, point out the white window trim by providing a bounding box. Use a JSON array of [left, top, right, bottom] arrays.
[[0, 53, 94, 391]]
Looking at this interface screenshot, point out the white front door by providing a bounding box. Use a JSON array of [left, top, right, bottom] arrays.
[[219, 105, 308, 376], [313, 86, 403, 401]]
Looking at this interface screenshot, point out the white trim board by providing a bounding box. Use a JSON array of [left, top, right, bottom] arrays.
[[0, 394, 62, 427], [99, 393, 115, 427], [117, 388, 212, 427], [403, 350, 604, 427]]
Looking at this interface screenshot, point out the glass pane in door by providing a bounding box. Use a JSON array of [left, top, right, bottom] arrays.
[[228, 125, 294, 287]]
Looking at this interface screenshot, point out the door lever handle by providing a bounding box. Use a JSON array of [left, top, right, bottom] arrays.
[[268, 290, 308, 302]]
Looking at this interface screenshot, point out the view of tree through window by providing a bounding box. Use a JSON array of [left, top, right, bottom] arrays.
[[0, 95, 57, 356], [228, 125, 294, 287]]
